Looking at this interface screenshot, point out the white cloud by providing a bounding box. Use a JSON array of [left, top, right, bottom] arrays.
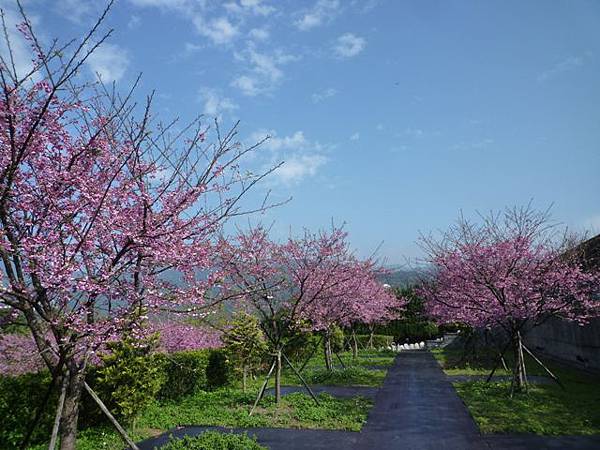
[[450, 138, 494, 151], [231, 47, 299, 96], [129, 0, 189, 8], [55, 0, 95, 23], [86, 43, 130, 82], [231, 75, 260, 96], [334, 33, 366, 58], [250, 130, 308, 151], [295, 0, 340, 31], [194, 16, 239, 45], [249, 129, 328, 184], [248, 27, 270, 41], [402, 127, 424, 138], [311, 87, 338, 103], [350, 132, 360, 141], [128, 15, 142, 29], [198, 87, 238, 119], [225, 0, 275, 16], [276, 154, 327, 184], [537, 54, 589, 82]]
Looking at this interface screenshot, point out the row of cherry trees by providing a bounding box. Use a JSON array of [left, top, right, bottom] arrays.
[[217, 226, 400, 403], [419, 206, 599, 395]]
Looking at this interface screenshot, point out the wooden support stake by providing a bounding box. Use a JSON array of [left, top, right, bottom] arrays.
[[298, 335, 323, 374], [486, 340, 512, 383], [83, 382, 139, 450], [334, 351, 346, 370], [249, 358, 277, 416], [48, 374, 67, 450], [521, 343, 565, 390], [282, 352, 320, 406]]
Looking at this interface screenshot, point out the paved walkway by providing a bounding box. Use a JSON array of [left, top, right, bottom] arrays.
[[137, 352, 600, 450]]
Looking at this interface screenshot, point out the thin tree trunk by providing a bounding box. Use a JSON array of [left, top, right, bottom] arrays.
[[323, 333, 333, 371], [58, 365, 85, 450], [352, 329, 358, 359], [275, 348, 282, 404], [368, 325, 374, 349], [242, 365, 248, 393], [510, 332, 527, 396]]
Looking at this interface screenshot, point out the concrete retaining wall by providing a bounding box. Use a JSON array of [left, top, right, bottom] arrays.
[[525, 317, 600, 372]]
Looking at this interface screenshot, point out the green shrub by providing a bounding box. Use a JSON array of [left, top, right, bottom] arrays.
[[0, 371, 56, 449], [156, 350, 211, 401], [206, 350, 230, 389], [284, 331, 320, 364], [93, 334, 165, 426], [329, 325, 345, 353], [222, 313, 267, 391], [161, 431, 265, 450]]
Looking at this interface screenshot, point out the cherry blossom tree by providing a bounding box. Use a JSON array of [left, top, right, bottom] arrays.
[[419, 206, 599, 394], [218, 226, 393, 405], [306, 264, 401, 368], [0, 4, 277, 448]]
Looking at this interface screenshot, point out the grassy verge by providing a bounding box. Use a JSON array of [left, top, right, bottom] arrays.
[[433, 346, 600, 435], [28, 349, 391, 450], [30, 390, 371, 450]]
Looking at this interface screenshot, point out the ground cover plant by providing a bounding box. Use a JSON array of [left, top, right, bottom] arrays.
[[160, 432, 266, 450], [433, 346, 600, 435]]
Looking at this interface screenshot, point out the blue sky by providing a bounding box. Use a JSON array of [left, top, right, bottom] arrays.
[[2, 0, 600, 263]]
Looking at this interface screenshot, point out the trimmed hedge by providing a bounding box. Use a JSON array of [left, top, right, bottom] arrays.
[[353, 321, 441, 344], [352, 334, 394, 349]]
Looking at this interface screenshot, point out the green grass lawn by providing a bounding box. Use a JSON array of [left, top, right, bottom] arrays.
[[432, 346, 600, 435]]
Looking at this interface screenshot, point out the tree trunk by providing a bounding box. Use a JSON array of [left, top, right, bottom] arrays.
[[351, 330, 358, 359], [368, 325, 374, 349], [242, 365, 248, 393], [510, 332, 527, 396], [58, 365, 85, 450], [323, 332, 333, 371], [275, 348, 282, 404]]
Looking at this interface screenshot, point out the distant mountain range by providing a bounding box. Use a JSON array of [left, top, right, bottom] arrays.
[[377, 267, 422, 287]]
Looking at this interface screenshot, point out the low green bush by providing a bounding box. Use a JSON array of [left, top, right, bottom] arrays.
[[329, 325, 345, 353], [93, 334, 165, 426], [156, 350, 211, 401], [161, 432, 266, 450], [206, 350, 230, 389]]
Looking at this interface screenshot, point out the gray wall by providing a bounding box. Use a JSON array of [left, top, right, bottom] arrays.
[[525, 317, 600, 372]]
